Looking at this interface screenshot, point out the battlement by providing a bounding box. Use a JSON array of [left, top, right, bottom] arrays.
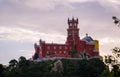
[[68, 17, 78, 26]]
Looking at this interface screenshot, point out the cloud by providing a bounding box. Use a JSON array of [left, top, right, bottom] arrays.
[[17, 0, 74, 10], [24, 0, 56, 10], [0, 39, 34, 64], [105, 0, 120, 4], [99, 37, 120, 45], [67, 0, 95, 3], [1, 0, 120, 12], [97, 0, 120, 13], [18, 49, 34, 58], [0, 27, 66, 43]]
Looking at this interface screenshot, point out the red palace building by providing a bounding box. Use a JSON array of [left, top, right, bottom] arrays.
[[33, 18, 99, 59]]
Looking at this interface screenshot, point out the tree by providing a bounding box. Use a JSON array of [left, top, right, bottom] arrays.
[[33, 52, 39, 59], [101, 66, 110, 77], [104, 47, 120, 77], [51, 60, 63, 73], [7, 59, 18, 77], [110, 65, 120, 77], [76, 58, 105, 77], [8, 59, 18, 71], [18, 56, 29, 67], [5, 56, 106, 77], [61, 58, 105, 77], [19, 56, 26, 62], [105, 47, 120, 66], [0, 64, 5, 77], [112, 16, 120, 27]]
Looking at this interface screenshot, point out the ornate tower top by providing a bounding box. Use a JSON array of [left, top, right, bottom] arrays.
[[66, 17, 80, 47], [68, 17, 78, 26]]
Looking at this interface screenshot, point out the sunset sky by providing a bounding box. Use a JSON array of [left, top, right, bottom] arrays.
[[0, 0, 120, 65]]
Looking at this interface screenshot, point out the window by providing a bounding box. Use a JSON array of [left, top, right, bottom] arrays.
[[54, 46, 56, 49], [64, 51, 66, 54], [69, 33, 71, 36], [47, 46, 50, 50], [60, 51, 62, 54], [65, 46, 67, 49], [59, 46, 62, 49], [47, 51, 49, 54], [75, 31, 78, 33], [39, 51, 42, 54]]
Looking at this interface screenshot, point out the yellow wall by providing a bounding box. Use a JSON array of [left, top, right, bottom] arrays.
[[94, 40, 99, 51]]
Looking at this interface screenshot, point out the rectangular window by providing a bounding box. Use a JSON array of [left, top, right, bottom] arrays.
[[54, 46, 56, 49], [65, 46, 67, 49], [59, 46, 62, 49], [47, 51, 49, 54], [60, 51, 62, 54], [64, 51, 66, 54], [47, 46, 50, 50]]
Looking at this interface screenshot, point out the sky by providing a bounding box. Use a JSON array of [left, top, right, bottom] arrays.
[[0, 0, 120, 65]]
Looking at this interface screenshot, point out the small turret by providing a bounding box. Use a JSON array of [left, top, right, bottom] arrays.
[[34, 43, 38, 53]]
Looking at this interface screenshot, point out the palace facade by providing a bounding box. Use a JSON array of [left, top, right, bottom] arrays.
[[33, 18, 99, 59]]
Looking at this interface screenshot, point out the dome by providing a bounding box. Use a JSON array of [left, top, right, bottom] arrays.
[[82, 35, 94, 45]]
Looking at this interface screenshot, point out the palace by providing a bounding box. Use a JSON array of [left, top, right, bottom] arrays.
[[33, 18, 99, 59]]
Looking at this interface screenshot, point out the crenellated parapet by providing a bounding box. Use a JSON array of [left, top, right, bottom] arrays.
[[68, 17, 78, 27]]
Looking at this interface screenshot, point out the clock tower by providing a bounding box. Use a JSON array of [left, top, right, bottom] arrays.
[[66, 17, 80, 49]]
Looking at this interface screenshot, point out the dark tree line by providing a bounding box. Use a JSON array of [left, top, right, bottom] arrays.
[[0, 56, 106, 77], [1, 47, 120, 77]]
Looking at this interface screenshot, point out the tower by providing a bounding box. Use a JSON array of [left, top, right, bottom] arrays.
[[66, 17, 80, 49]]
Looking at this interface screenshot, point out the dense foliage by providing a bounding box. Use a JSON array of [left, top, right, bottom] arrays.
[[102, 47, 120, 77], [0, 56, 105, 77], [1, 47, 120, 77], [2, 46, 120, 77]]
